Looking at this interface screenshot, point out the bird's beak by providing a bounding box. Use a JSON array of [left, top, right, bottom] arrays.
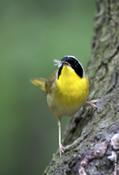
[[63, 61, 70, 66]]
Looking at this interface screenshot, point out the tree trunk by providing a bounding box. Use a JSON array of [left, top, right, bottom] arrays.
[[44, 0, 119, 174]]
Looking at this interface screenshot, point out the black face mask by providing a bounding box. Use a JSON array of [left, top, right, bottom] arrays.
[[58, 56, 84, 78]]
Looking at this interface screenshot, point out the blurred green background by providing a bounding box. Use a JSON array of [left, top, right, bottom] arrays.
[[0, 0, 95, 174]]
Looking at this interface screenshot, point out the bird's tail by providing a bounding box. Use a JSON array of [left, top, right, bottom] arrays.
[[31, 78, 47, 92]]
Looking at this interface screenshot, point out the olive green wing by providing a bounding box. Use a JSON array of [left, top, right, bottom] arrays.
[[31, 71, 56, 93], [31, 78, 47, 92]]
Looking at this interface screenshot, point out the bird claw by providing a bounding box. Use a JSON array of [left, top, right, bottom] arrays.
[[87, 99, 103, 112], [59, 144, 65, 156], [59, 143, 73, 156], [87, 99, 98, 109]]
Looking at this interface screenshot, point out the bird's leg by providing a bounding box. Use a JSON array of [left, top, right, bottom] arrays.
[[58, 119, 64, 157], [56, 99, 104, 155], [57, 99, 103, 156]]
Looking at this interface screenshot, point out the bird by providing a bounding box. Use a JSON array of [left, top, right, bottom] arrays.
[[31, 55, 90, 157]]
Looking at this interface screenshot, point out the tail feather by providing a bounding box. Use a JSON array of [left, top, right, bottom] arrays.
[[31, 78, 47, 92]]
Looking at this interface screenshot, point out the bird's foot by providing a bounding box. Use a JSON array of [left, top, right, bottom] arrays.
[[87, 99, 104, 112], [59, 139, 81, 156], [59, 143, 65, 157], [87, 99, 98, 109]]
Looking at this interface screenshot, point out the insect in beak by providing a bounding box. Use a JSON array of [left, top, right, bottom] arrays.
[[54, 59, 62, 68]]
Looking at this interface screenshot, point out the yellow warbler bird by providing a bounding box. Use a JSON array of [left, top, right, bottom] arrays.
[[31, 55, 89, 156]]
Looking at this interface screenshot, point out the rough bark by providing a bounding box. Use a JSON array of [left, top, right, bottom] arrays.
[[44, 0, 119, 174]]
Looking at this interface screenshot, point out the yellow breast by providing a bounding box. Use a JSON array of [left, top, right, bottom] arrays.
[[47, 65, 89, 117]]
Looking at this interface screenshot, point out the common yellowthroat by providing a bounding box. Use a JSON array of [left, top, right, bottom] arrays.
[[31, 55, 89, 156]]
